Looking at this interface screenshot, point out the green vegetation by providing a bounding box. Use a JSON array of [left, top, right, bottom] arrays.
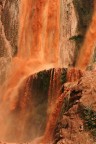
[[69, 35, 83, 42], [79, 105, 96, 139]]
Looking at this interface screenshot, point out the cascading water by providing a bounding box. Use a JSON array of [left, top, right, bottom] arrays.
[[48, 69, 61, 109], [0, 0, 60, 142], [76, 0, 96, 69], [18, 0, 60, 63], [0, 0, 95, 143]]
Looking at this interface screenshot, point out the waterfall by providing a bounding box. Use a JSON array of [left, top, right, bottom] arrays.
[[0, 0, 95, 143]]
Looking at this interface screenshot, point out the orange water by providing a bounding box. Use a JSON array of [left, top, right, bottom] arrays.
[[18, 0, 60, 63], [0, 0, 96, 143], [48, 69, 62, 110], [1, 0, 61, 109], [4, 0, 60, 101], [0, 0, 60, 142], [76, 0, 96, 69]]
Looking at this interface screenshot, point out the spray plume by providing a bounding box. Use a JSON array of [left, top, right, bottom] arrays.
[[1, 0, 96, 143], [0, 0, 60, 142]]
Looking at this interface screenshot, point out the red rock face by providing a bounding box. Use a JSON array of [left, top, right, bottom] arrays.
[[0, 0, 96, 143], [76, 0, 96, 69]]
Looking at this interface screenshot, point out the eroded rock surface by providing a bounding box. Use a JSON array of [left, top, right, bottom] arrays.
[[54, 71, 96, 144]]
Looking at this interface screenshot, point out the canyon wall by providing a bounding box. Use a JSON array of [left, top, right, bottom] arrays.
[[0, 0, 95, 69], [0, 0, 19, 84], [0, 1, 96, 143]]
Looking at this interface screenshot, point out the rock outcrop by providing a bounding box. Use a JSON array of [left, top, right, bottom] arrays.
[[0, 1, 96, 144], [54, 71, 96, 144]]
